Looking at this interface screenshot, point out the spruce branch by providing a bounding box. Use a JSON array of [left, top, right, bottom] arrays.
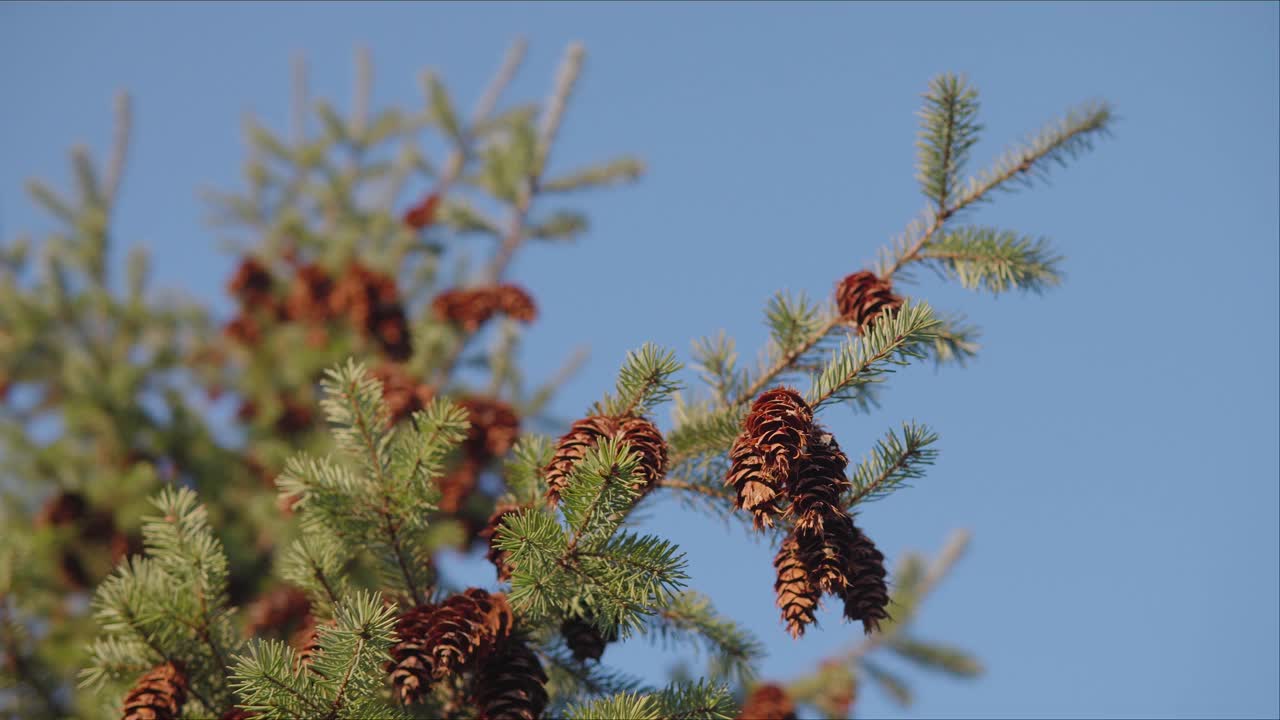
[[922, 226, 1063, 294], [929, 312, 982, 367], [846, 421, 940, 507], [805, 301, 940, 410], [644, 591, 765, 685], [561, 437, 643, 552], [594, 343, 684, 417], [916, 73, 982, 212]]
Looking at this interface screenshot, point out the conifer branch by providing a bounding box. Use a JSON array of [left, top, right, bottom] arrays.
[[846, 421, 940, 507], [645, 591, 765, 685], [805, 301, 939, 410], [922, 226, 1063, 294], [595, 343, 683, 418], [916, 73, 981, 212]]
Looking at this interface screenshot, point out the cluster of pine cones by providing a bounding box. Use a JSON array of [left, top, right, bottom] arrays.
[[725, 387, 889, 638], [223, 256, 413, 361], [431, 284, 538, 333], [388, 588, 546, 719]]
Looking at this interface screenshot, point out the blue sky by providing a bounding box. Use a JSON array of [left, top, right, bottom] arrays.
[[3, 2, 1277, 717]]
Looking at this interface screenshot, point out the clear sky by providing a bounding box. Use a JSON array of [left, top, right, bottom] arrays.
[[3, 2, 1277, 717]]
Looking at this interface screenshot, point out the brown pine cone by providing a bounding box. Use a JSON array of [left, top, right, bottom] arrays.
[[274, 397, 315, 436], [220, 709, 255, 720], [737, 683, 797, 720], [545, 415, 667, 505], [372, 304, 413, 362], [228, 257, 275, 307], [458, 397, 521, 461], [122, 661, 188, 720], [35, 491, 87, 529], [438, 458, 480, 514], [403, 191, 442, 230], [472, 635, 548, 720], [373, 363, 435, 424], [389, 590, 515, 704], [431, 288, 499, 333], [725, 388, 813, 528], [560, 615, 617, 662], [283, 263, 334, 324], [244, 586, 311, 638], [774, 532, 821, 639], [785, 428, 851, 532], [480, 503, 525, 582], [835, 518, 890, 634], [835, 271, 902, 333], [223, 313, 263, 346], [290, 615, 325, 671], [492, 284, 537, 324], [57, 550, 90, 591]]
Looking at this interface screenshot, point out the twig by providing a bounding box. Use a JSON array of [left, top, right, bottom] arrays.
[[104, 91, 132, 209]]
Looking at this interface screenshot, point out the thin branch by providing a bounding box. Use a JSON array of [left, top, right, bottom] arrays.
[[733, 315, 844, 408], [104, 91, 132, 209]]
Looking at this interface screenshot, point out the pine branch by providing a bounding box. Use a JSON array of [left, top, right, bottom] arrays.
[[561, 438, 643, 552], [928, 312, 982, 367], [916, 73, 982, 211], [922, 226, 1063, 294], [846, 421, 940, 507], [805, 301, 939, 410], [644, 591, 764, 685], [594, 343, 683, 418]]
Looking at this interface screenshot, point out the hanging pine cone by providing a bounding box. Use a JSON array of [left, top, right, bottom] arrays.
[[373, 363, 435, 424], [725, 388, 813, 528], [544, 415, 668, 504], [737, 683, 797, 720], [438, 457, 480, 514], [560, 615, 617, 662], [290, 615, 335, 673], [432, 287, 499, 333], [329, 262, 413, 360], [274, 397, 315, 436], [121, 661, 188, 720], [458, 397, 521, 461], [372, 304, 413, 361], [785, 427, 850, 532], [834, 517, 890, 634], [223, 313, 264, 346], [35, 490, 87, 529], [481, 503, 525, 582], [472, 635, 548, 720], [228, 257, 275, 307], [774, 532, 821, 639], [244, 586, 311, 638], [492, 284, 537, 323], [389, 590, 514, 704], [282, 263, 334, 324], [835, 270, 902, 333], [403, 191, 442, 230]]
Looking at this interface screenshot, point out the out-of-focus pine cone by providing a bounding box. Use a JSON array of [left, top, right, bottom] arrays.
[[492, 284, 537, 324], [835, 270, 902, 333], [373, 364, 435, 424], [283, 263, 334, 324], [330, 262, 412, 360], [472, 635, 548, 720], [545, 415, 667, 504], [228, 257, 275, 307], [372, 304, 413, 361], [389, 590, 514, 704], [244, 586, 311, 638], [35, 491, 87, 529], [122, 661, 188, 720], [431, 288, 499, 333], [109, 531, 143, 564], [438, 458, 480, 514], [223, 313, 263, 346], [57, 550, 90, 591], [220, 709, 256, 720], [291, 615, 328, 672], [274, 397, 315, 436], [458, 397, 521, 461], [737, 683, 797, 720], [785, 428, 850, 533], [774, 532, 821, 639], [480, 503, 525, 582], [725, 388, 813, 528], [560, 615, 617, 662], [403, 191, 442, 230]]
